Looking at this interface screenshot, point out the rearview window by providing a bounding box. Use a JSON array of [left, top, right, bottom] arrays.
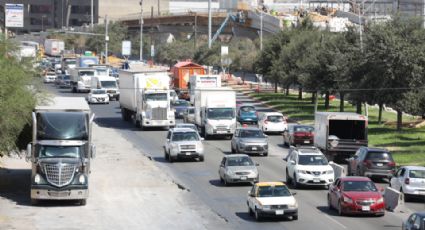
[[409, 170, 425, 179], [366, 152, 393, 161]]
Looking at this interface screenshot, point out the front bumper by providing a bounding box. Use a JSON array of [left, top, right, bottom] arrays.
[[402, 185, 425, 196], [239, 144, 268, 154], [175, 151, 202, 159], [143, 119, 175, 127], [226, 174, 258, 183], [257, 208, 298, 217], [31, 184, 88, 200], [297, 173, 334, 186], [340, 201, 385, 215], [364, 169, 395, 178]]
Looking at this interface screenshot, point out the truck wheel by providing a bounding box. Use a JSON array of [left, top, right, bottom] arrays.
[[72, 87, 76, 93], [121, 108, 129, 121], [30, 199, 38, 206], [79, 199, 87, 206], [199, 156, 204, 162]]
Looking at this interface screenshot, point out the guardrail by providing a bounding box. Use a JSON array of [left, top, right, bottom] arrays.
[[329, 161, 346, 180], [384, 187, 404, 212]]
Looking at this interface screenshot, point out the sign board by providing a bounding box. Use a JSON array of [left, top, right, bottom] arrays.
[[150, 45, 155, 57], [5, 4, 24, 28], [221, 46, 228, 57], [122, 41, 131, 56], [84, 51, 93, 56]]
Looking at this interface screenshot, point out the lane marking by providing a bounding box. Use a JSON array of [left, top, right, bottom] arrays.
[[323, 213, 347, 229]]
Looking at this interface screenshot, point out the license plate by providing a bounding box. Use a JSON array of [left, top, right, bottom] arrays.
[[313, 179, 320, 183], [362, 206, 370, 211], [376, 163, 383, 166], [241, 176, 247, 180], [252, 147, 257, 150], [185, 152, 191, 155], [304, 140, 310, 143], [275, 210, 284, 215], [217, 131, 227, 134]]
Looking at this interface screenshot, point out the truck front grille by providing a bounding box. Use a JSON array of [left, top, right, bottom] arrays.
[[152, 107, 167, 120], [44, 163, 76, 187]]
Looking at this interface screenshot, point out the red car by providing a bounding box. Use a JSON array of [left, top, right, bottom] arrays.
[[327, 177, 385, 216], [283, 124, 314, 146]]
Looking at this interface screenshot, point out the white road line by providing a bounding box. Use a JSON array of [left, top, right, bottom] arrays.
[[323, 214, 347, 229]]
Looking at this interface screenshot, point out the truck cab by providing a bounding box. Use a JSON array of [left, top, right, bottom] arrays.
[[70, 68, 96, 93], [91, 75, 119, 100]]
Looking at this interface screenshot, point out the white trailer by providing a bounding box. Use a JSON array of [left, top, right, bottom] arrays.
[[44, 39, 65, 57], [189, 74, 221, 104], [194, 87, 236, 139], [119, 67, 175, 129], [314, 112, 368, 161]]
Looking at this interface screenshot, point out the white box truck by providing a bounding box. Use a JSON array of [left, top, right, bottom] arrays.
[[189, 74, 221, 104], [26, 97, 95, 206], [91, 75, 119, 100], [44, 39, 65, 57], [70, 67, 96, 93], [119, 67, 175, 129], [194, 87, 236, 139], [314, 112, 368, 161]]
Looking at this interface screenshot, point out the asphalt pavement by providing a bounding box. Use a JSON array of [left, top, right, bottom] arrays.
[[47, 84, 424, 230]]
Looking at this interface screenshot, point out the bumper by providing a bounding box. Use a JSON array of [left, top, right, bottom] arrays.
[[239, 145, 268, 154], [293, 139, 314, 145], [174, 151, 203, 159], [341, 202, 385, 215], [31, 184, 88, 200], [297, 174, 334, 186], [143, 119, 175, 127], [364, 169, 394, 178], [257, 208, 298, 217], [263, 126, 286, 133], [226, 174, 258, 183], [402, 186, 425, 196]]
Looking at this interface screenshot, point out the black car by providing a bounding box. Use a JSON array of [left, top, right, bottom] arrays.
[[347, 147, 396, 179], [172, 99, 191, 118]]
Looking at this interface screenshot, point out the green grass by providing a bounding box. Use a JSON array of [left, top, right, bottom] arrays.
[[251, 92, 425, 166]]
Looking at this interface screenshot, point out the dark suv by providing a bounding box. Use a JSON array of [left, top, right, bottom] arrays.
[[347, 147, 396, 179]]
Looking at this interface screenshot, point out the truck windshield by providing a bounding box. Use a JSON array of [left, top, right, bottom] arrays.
[[37, 112, 88, 140], [145, 93, 167, 101], [101, 81, 117, 88], [37, 145, 82, 158], [207, 108, 235, 120], [79, 71, 94, 76]]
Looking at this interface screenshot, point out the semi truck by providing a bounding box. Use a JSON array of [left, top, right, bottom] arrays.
[[119, 67, 175, 129], [69, 67, 96, 93], [91, 75, 120, 100], [44, 39, 65, 57], [194, 87, 236, 139], [314, 112, 368, 161], [25, 97, 95, 206], [189, 74, 221, 104]]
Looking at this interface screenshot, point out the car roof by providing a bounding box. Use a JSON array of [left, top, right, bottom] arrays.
[[171, 128, 197, 132], [255, 182, 286, 187], [292, 146, 323, 155], [402, 166, 425, 171], [362, 147, 389, 152], [340, 176, 372, 182], [224, 154, 250, 158]]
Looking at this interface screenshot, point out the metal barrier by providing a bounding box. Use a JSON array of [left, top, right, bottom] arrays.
[[329, 161, 346, 180], [384, 187, 404, 212]]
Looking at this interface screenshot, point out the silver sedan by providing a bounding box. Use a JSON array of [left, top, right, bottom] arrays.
[[231, 127, 268, 156], [219, 154, 259, 186]]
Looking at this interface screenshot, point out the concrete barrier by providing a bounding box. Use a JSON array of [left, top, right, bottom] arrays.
[[384, 187, 404, 212], [329, 162, 346, 180]]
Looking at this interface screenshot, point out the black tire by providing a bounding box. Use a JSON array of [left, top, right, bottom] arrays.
[[231, 145, 235, 153], [220, 176, 224, 184], [116, 95, 120, 101], [248, 206, 254, 216], [292, 214, 298, 220], [168, 153, 174, 163], [263, 152, 268, 157], [254, 208, 262, 221], [121, 108, 130, 121], [80, 199, 87, 206], [199, 156, 204, 162], [292, 174, 298, 189], [401, 188, 409, 202], [338, 201, 344, 216], [327, 194, 333, 210], [286, 169, 292, 184]]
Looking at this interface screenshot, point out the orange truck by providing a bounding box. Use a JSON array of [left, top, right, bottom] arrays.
[[172, 61, 205, 90]]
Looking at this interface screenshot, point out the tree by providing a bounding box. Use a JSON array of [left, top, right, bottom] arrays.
[[85, 21, 129, 56], [156, 39, 197, 67]]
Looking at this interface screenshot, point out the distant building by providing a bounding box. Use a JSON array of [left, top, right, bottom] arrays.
[[99, 0, 169, 20], [0, 0, 99, 33]]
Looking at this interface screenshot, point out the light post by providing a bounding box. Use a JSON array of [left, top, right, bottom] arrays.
[[104, 15, 109, 64], [91, 0, 94, 30], [260, 10, 263, 51], [208, 0, 212, 49], [139, 0, 144, 61], [41, 15, 46, 31]]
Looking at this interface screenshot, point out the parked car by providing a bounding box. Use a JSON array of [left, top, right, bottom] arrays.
[[172, 99, 191, 118], [219, 154, 259, 185], [164, 128, 204, 162], [175, 123, 198, 132], [283, 124, 314, 147], [258, 112, 287, 133], [231, 127, 268, 156], [43, 71, 56, 83], [183, 107, 195, 124], [347, 147, 396, 179], [402, 212, 425, 230], [327, 177, 385, 216], [87, 89, 109, 104], [285, 146, 334, 188], [247, 182, 298, 221], [390, 166, 425, 201], [237, 105, 258, 125]]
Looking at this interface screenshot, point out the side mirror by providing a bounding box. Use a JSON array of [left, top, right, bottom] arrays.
[[25, 143, 32, 162], [91, 144, 96, 159]]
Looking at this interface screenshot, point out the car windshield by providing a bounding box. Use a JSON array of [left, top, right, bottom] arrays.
[[366, 152, 393, 161], [257, 185, 292, 197], [173, 100, 190, 106], [207, 108, 235, 120], [172, 132, 199, 141], [267, 115, 284, 122], [342, 181, 378, 192], [227, 156, 254, 166], [294, 126, 314, 132], [409, 170, 425, 179], [240, 106, 256, 113], [92, 89, 106, 94], [240, 129, 265, 138], [176, 124, 197, 131], [145, 93, 167, 101], [298, 155, 328, 165], [38, 146, 81, 158], [80, 71, 94, 76], [101, 81, 117, 88]]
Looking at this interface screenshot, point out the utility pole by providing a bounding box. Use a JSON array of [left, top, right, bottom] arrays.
[[105, 15, 109, 64], [208, 0, 212, 49], [91, 0, 94, 30], [150, 6, 154, 62], [194, 13, 197, 50], [260, 10, 263, 51], [139, 0, 144, 61]]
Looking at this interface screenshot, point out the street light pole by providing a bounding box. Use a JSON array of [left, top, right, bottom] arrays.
[[140, 0, 144, 61], [105, 15, 109, 64], [260, 10, 263, 51], [208, 0, 212, 49], [91, 0, 94, 30]]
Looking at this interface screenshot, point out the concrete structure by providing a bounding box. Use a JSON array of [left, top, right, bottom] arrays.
[[100, 0, 169, 20], [0, 0, 99, 33]]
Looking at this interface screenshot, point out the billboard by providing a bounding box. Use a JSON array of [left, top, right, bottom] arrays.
[[5, 4, 24, 28]]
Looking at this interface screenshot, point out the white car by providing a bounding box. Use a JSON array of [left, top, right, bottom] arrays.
[[390, 166, 425, 201], [164, 128, 204, 162], [285, 146, 334, 188], [258, 112, 287, 133], [247, 182, 298, 221], [87, 89, 109, 104], [43, 72, 57, 83]]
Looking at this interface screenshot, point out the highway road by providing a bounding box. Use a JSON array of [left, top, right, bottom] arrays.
[[48, 84, 424, 230]]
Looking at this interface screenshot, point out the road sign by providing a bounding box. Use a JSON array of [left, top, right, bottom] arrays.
[[5, 4, 24, 28], [122, 41, 131, 56], [151, 45, 155, 57], [221, 46, 228, 56]]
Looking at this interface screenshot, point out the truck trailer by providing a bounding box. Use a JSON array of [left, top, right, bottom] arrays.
[[44, 39, 65, 57], [189, 74, 221, 104], [26, 97, 95, 205]]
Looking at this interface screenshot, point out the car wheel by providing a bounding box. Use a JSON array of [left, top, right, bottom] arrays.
[[231, 145, 235, 153], [248, 205, 254, 216], [199, 156, 204, 162], [79, 199, 87, 206], [327, 194, 333, 210], [254, 208, 261, 221], [292, 174, 298, 189], [401, 188, 409, 202], [292, 214, 298, 221], [224, 176, 229, 186], [220, 176, 224, 184], [263, 152, 268, 157], [286, 169, 291, 184], [168, 152, 174, 163], [338, 201, 344, 216]]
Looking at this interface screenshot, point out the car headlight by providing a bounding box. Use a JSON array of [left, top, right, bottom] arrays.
[[343, 196, 353, 203], [326, 170, 334, 174], [263, 144, 268, 149], [262, 205, 271, 210], [171, 143, 178, 149], [377, 197, 384, 203], [34, 174, 41, 184], [240, 142, 246, 147], [226, 169, 234, 175], [79, 175, 86, 184], [289, 201, 298, 208], [297, 170, 307, 174]]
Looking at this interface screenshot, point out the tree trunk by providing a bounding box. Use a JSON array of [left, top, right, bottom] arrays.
[[397, 109, 403, 131], [311, 92, 316, 104], [339, 92, 344, 112], [356, 101, 362, 114], [324, 91, 330, 110], [285, 85, 289, 95], [298, 87, 303, 100], [274, 80, 278, 93], [378, 103, 383, 124]]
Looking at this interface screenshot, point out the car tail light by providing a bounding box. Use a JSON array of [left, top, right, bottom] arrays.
[[388, 161, 396, 167], [363, 160, 372, 168], [404, 178, 410, 185]]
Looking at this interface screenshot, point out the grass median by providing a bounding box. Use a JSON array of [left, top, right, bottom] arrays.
[[250, 92, 425, 166]]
